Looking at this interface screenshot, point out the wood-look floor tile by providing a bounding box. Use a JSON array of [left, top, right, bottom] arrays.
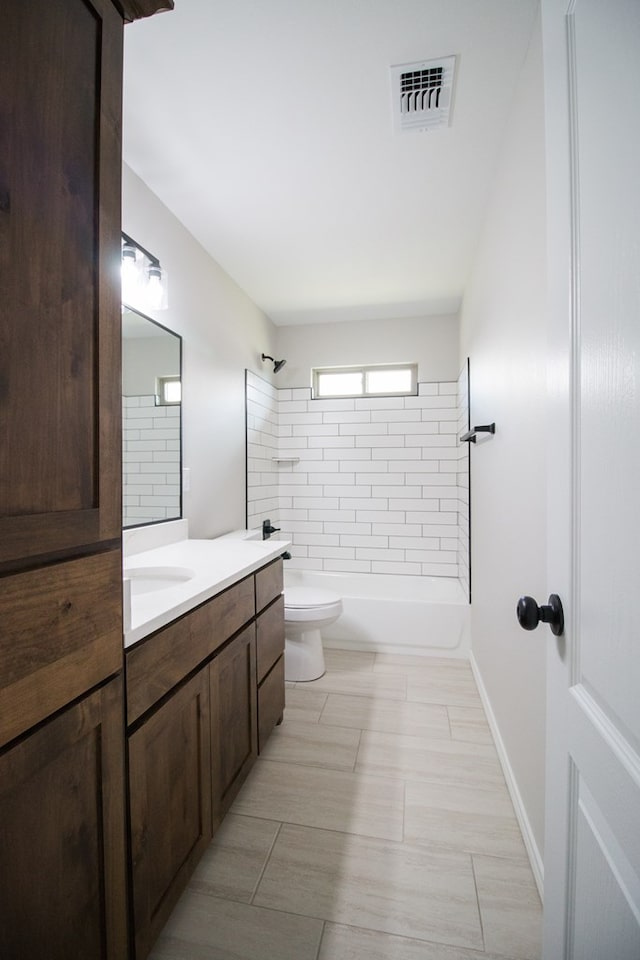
[[319, 692, 450, 739], [284, 687, 328, 723], [448, 705, 493, 744], [473, 854, 543, 960], [149, 892, 323, 960], [254, 823, 483, 951], [405, 779, 527, 859], [324, 648, 376, 673], [318, 923, 516, 960], [187, 814, 279, 903], [374, 654, 473, 676], [356, 729, 504, 788], [232, 758, 404, 841], [407, 673, 481, 708], [374, 656, 481, 707], [301, 670, 408, 701], [259, 719, 360, 770]]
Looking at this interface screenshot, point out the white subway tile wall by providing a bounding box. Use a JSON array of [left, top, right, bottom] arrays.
[[457, 363, 471, 599], [123, 395, 181, 527], [246, 373, 470, 581], [246, 372, 280, 531]]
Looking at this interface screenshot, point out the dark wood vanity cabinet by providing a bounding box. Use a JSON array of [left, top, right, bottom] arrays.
[[126, 559, 285, 958]]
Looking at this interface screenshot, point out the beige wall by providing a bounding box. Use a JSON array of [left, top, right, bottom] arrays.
[[459, 13, 547, 885], [123, 164, 277, 538], [275, 313, 460, 389]]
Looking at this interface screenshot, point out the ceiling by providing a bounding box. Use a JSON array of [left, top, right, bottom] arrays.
[[123, 0, 538, 326]]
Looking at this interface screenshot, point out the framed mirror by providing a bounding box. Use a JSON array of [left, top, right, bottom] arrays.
[[122, 306, 182, 528]]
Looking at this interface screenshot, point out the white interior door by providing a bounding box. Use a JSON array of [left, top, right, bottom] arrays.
[[542, 1, 640, 956]]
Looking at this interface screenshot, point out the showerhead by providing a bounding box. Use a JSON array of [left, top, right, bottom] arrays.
[[261, 353, 286, 374]]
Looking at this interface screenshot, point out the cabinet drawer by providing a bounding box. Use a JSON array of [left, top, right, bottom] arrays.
[[189, 574, 255, 656], [258, 655, 285, 753], [256, 595, 285, 685], [126, 576, 255, 726], [255, 558, 283, 613], [0, 550, 122, 747]]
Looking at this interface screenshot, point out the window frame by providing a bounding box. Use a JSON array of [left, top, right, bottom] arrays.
[[311, 363, 418, 400], [155, 375, 181, 406]]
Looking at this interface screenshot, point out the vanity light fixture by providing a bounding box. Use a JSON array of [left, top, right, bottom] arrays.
[[261, 353, 287, 373], [121, 241, 139, 304], [121, 233, 168, 311]]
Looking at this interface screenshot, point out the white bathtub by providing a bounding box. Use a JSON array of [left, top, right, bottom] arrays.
[[284, 569, 470, 658]]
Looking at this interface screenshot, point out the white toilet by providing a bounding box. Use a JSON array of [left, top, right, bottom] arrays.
[[284, 586, 343, 682]]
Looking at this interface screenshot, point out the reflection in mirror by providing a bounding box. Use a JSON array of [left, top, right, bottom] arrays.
[[122, 306, 182, 528]]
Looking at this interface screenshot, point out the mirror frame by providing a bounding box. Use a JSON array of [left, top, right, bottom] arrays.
[[122, 304, 183, 529]]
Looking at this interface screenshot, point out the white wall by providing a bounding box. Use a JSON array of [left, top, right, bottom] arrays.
[[123, 164, 277, 538], [459, 13, 547, 884], [275, 314, 460, 390], [122, 334, 179, 396]]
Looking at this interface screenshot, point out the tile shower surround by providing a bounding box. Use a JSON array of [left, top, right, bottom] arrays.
[[123, 395, 181, 527], [246, 372, 469, 580]]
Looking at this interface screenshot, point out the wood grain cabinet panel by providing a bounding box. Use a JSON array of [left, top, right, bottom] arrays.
[[128, 669, 212, 960], [256, 594, 285, 685], [210, 624, 258, 829], [0, 677, 128, 960], [0, 0, 124, 567], [126, 576, 255, 725], [258, 655, 285, 753], [0, 549, 123, 747], [255, 558, 283, 613]]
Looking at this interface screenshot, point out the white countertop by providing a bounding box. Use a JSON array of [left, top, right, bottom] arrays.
[[123, 537, 291, 648]]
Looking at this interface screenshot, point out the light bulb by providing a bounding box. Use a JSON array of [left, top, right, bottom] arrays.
[[146, 263, 164, 310], [121, 244, 140, 304]]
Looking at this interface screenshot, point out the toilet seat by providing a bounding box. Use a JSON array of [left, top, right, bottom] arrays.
[[284, 585, 341, 608], [284, 586, 343, 623]]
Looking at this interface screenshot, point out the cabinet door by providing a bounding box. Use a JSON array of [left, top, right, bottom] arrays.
[[128, 669, 212, 960], [0, 676, 128, 960], [210, 624, 258, 828], [0, 0, 123, 567]]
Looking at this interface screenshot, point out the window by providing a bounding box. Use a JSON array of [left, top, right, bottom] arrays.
[[312, 363, 418, 399], [156, 375, 181, 405]]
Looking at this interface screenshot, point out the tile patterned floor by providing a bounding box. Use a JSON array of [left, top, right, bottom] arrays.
[[150, 649, 542, 960]]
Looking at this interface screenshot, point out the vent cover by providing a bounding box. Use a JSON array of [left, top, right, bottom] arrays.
[[390, 56, 456, 133]]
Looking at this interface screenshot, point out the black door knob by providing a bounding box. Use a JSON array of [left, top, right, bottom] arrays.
[[516, 594, 564, 637]]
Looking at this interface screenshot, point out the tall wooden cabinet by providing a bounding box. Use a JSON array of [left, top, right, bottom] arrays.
[[0, 2, 171, 958]]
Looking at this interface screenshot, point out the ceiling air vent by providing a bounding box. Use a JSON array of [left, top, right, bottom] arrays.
[[390, 56, 456, 134]]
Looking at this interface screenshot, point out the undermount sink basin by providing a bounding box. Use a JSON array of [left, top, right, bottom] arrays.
[[124, 566, 195, 596]]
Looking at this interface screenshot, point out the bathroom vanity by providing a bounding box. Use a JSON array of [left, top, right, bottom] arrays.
[[123, 536, 287, 958]]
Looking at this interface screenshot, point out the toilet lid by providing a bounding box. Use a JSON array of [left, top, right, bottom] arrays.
[[284, 586, 341, 608]]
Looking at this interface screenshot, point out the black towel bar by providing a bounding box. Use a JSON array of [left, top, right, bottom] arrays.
[[460, 423, 496, 443]]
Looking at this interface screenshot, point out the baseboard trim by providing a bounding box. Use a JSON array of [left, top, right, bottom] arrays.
[[469, 651, 545, 900]]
